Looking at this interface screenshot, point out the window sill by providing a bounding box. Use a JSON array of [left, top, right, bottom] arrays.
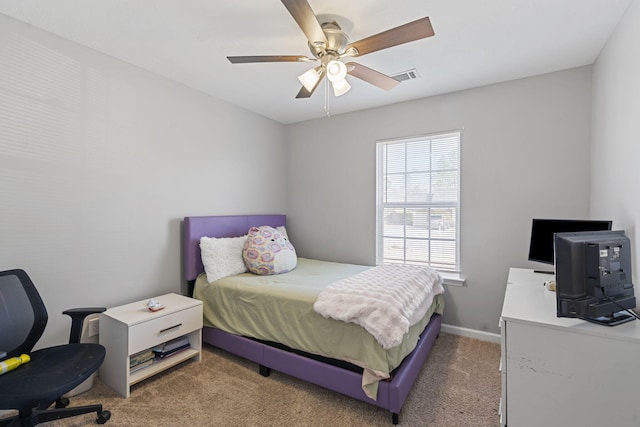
[[440, 271, 466, 287]]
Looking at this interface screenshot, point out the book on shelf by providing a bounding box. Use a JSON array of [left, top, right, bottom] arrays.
[[153, 343, 190, 359], [156, 344, 191, 359], [130, 349, 155, 368], [152, 335, 190, 357], [130, 359, 154, 373], [130, 349, 154, 366], [130, 348, 154, 375]]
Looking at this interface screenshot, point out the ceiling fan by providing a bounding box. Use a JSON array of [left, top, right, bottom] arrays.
[[227, 0, 435, 99]]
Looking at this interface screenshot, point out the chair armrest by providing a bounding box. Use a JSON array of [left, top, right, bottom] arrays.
[[63, 307, 106, 344]]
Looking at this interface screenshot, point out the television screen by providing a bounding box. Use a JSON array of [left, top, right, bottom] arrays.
[[528, 219, 612, 264]]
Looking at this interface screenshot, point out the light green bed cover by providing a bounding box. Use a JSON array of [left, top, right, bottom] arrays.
[[194, 258, 445, 396]]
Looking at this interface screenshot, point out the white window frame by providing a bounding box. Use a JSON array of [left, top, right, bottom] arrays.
[[376, 131, 462, 278]]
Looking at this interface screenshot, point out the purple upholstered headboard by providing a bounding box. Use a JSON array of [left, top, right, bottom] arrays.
[[183, 214, 286, 282]]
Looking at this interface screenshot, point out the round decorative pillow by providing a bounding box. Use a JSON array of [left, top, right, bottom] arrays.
[[243, 226, 297, 275]]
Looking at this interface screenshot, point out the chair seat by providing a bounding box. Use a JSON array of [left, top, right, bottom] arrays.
[[0, 343, 105, 410]]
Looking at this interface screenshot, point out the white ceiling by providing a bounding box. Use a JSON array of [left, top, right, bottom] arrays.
[[0, 0, 633, 124]]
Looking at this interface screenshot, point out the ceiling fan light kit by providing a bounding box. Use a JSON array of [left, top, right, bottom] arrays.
[[326, 60, 346, 81], [330, 76, 351, 97], [228, 0, 435, 103], [325, 60, 350, 96], [298, 66, 323, 91]]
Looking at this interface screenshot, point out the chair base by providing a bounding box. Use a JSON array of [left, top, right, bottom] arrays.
[[0, 404, 110, 427]]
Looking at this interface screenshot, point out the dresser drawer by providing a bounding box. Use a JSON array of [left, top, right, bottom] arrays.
[[128, 305, 202, 354]]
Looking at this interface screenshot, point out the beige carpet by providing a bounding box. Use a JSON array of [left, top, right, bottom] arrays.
[[36, 333, 500, 427]]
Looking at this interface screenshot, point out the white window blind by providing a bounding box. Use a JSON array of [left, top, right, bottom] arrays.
[[376, 132, 460, 272]]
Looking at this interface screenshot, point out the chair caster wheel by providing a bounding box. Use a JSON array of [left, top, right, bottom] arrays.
[[97, 410, 111, 424], [55, 397, 70, 408]]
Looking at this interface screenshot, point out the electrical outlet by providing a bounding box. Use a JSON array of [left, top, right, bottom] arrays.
[[88, 318, 100, 337]]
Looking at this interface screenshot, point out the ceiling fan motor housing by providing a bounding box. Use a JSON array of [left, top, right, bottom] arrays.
[[308, 21, 349, 59]]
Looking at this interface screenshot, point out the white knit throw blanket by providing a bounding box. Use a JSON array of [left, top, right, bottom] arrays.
[[313, 264, 444, 349]]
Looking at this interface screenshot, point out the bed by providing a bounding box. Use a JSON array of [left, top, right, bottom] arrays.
[[183, 214, 444, 424]]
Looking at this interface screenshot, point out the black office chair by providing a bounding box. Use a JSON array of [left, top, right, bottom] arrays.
[[0, 269, 111, 426]]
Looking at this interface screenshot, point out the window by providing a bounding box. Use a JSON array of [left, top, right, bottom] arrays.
[[376, 132, 460, 272]]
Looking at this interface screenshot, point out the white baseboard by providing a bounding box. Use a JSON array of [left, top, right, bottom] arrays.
[[441, 323, 501, 344]]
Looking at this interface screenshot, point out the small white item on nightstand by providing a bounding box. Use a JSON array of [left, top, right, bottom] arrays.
[[544, 280, 556, 292], [145, 298, 165, 312]]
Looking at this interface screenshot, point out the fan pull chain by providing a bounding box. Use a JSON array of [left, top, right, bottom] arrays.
[[324, 78, 331, 117]]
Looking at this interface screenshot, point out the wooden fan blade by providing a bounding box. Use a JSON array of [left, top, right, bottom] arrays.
[[296, 86, 313, 98], [227, 55, 313, 64], [296, 70, 325, 98], [345, 17, 434, 57], [346, 62, 400, 91], [281, 0, 328, 47]]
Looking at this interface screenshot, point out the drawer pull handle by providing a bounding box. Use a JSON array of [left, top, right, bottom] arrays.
[[159, 323, 182, 334]]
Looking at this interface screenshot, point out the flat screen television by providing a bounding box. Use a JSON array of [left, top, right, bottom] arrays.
[[528, 219, 612, 266], [554, 230, 636, 326]]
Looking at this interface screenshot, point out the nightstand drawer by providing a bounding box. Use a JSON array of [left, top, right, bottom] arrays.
[[129, 306, 202, 354]]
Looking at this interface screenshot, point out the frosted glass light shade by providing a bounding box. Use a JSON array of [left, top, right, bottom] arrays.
[[326, 60, 347, 82], [297, 67, 322, 92], [331, 78, 351, 96]]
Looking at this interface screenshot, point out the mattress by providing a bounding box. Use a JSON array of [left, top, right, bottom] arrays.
[[193, 257, 445, 397]]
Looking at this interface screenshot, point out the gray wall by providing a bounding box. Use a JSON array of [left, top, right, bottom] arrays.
[[0, 14, 287, 348], [5, 0, 634, 343], [287, 67, 593, 334], [591, 0, 640, 299]]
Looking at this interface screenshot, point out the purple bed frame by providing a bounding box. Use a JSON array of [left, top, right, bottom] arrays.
[[183, 214, 441, 424]]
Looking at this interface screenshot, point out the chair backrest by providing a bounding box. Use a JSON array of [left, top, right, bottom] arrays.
[[0, 269, 48, 357]]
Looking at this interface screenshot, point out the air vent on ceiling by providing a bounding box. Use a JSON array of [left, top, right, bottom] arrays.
[[391, 69, 420, 82]]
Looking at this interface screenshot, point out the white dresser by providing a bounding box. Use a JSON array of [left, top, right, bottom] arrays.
[[500, 268, 640, 427]]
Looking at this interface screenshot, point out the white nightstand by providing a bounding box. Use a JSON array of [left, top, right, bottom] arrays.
[[99, 293, 203, 397]]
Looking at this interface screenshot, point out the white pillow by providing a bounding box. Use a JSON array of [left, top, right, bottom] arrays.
[[200, 235, 248, 283]]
